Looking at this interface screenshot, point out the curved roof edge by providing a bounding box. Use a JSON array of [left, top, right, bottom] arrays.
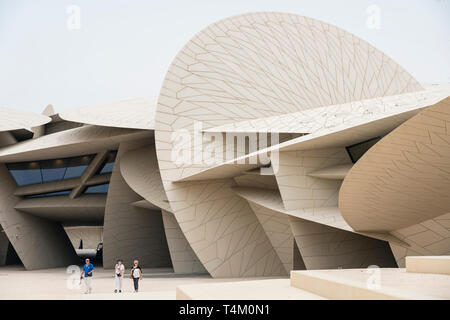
[[0, 107, 52, 132], [59, 97, 157, 130]]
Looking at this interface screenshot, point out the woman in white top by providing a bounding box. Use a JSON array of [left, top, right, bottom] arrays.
[[130, 260, 143, 293], [114, 259, 125, 293]]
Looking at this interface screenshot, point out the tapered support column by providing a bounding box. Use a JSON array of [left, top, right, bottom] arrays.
[[289, 217, 397, 269], [0, 164, 78, 270], [102, 140, 172, 269], [161, 210, 207, 274]]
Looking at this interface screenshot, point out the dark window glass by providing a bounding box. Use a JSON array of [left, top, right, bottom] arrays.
[[24, 190, 71, 198], [6, 154, 95, 187], [84, 183, 109, 194], [64, 155, 93, 179], [100, 162, 115, 174], [346, 137, 381, 163], [99, 151, 117, 174], [7, 162, 42, 186], [41, 159, 69, 183], [42, 168, 67, 182], [64, 166, 88, 179]]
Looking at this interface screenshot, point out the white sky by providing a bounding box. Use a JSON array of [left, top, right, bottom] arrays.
[[1, 0, 449, 113]]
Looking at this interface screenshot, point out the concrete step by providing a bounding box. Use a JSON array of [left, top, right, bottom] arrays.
[[177, 278, 326, 300], [290, 268, 450, 300], [406, 256, 450, 275]]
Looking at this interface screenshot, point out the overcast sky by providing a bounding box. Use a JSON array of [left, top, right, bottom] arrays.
[[1, 0, 449, 113]]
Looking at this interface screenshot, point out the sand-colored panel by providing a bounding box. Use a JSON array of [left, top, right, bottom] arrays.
[[340, 96, 450, 231], [272, 148, 350, 211], [0, 164, 78, 270], [291, 268, 450, 299], [59, 97, 157, 130], [119, 145, 171, 212], [289, 216, 397, 269], [177, 279, 325, 300], [14, 194, 106, 225], [0, 125, 151, 162], [0, 107, 51, 132], [155, 12, 421, 277], [161, 210, 207, 274], [388, 212, 450, 266], [102, 140, 172, 269], [247, 201, 292, 274], [406, 256, 450, 275]]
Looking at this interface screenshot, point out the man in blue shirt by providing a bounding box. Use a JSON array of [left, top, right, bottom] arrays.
[[80, 258, 94, 294]]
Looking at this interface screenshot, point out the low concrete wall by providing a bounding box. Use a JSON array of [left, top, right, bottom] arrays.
[[406, 256, 450, 275]]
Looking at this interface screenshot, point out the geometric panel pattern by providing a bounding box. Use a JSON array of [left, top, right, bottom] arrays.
[[389, 211, 450, 267], [102, 140, 172, 269], [3, 11, 448, 278], [155, 12, 421, 278], [272, 148, 351, 211], [204, 87, 447, 135], [0, 163, 79, 269], [340, 96, 450, 231], [119, 145, 207, 273], [161, 210, 208, 274], [161, 179, 286, 277], [247, 201, 292, 274], [119, 144, 172, 213], [289, 216, 398, 269], [234, 172, 279, 190], [59, 97, 157, 130]]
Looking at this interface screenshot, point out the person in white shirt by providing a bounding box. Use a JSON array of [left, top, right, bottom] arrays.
[[130, 260, 143, 293], [114, 259, 125, 293]]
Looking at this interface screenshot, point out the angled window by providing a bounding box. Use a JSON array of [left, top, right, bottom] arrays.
[[84, 183, 109, 194], [41, 159, 69, 183], [7, 162, 42, 186], [346, 137, 381, 163], [6, 154, 95, 187], [64, 155, 93, 179], [98, 151, 117, 174]]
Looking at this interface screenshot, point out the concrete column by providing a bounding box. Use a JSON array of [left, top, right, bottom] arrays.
[[0, 163, 78, 270], [102, 140, 172, 269], [161, 210, 207, 274]]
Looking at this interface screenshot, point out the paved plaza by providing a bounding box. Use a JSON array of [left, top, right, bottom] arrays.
[[0, 265, 274, 300]]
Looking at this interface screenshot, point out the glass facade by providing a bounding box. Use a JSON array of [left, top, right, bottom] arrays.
[[84, 183, 109, 194], [7, 155, 94, 186], [7, 150, 116, 201], [98, 151, 117, 174]]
